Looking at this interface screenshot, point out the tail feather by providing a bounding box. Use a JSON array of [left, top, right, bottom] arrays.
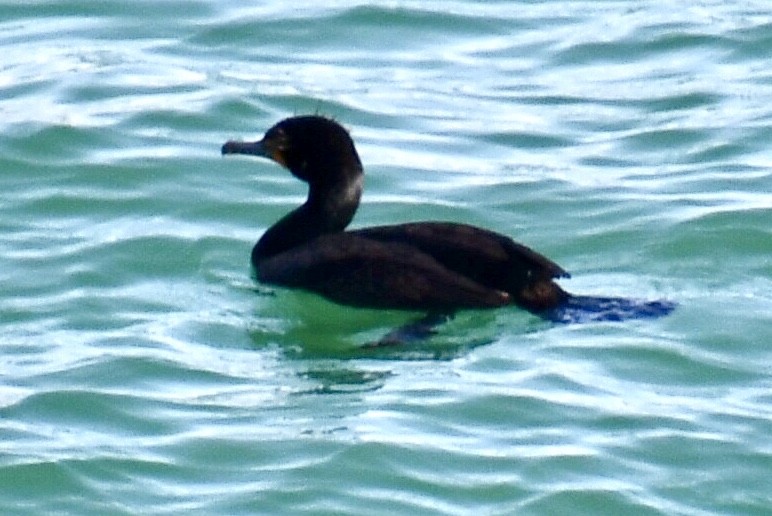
[[543, 295, 676, 323]]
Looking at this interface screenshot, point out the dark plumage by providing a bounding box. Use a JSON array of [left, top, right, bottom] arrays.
[[222, 115, 674, 323]]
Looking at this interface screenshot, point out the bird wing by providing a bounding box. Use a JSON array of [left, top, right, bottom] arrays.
[[353, 221, 569, 281], [255, 233, 510, 311]]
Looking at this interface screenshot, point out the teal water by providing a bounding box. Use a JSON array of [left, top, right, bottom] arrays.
[[2, 1, 771, 514]]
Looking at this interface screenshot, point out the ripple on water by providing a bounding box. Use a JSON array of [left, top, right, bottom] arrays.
[[2, 1, 772, 515]]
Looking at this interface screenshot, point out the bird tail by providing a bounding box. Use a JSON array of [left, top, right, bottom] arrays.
[[543, 294, 676, 323]]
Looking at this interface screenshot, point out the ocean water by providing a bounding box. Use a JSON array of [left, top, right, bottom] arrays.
[[2, 0, 771, 514]]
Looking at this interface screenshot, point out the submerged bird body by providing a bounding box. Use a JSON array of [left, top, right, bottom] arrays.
[[222, 115, 673, 322]]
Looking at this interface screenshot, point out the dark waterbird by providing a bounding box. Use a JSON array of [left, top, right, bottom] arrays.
[[222, 116, 674, 341]]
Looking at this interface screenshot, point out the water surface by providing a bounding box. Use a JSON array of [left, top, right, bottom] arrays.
[[2, 1, 771, 514]]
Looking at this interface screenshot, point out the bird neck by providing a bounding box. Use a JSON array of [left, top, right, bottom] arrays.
[[252, 173, 363, 265]]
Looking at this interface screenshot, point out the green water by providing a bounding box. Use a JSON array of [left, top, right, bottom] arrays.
[[2, 1, 771, 514]]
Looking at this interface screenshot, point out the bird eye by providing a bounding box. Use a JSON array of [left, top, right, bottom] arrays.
[[267, 127, 289, 151]]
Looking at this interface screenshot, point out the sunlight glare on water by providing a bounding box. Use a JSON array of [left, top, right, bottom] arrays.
[[1, 1, 771, 514]]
